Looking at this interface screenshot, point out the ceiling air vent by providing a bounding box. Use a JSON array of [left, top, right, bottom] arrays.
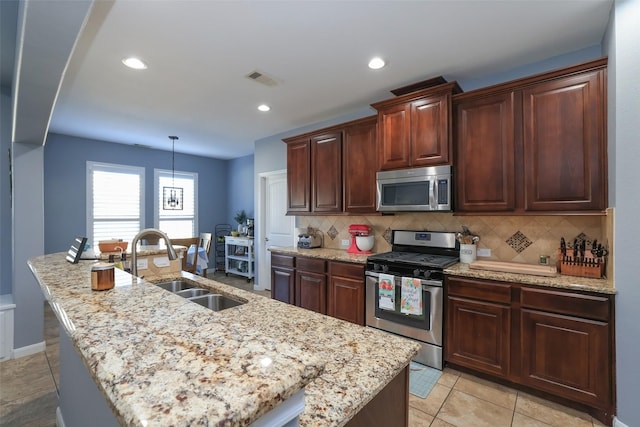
[[245, 70, 279, 87]]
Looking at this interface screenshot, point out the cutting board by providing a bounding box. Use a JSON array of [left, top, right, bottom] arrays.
[[469, 260, 557, 277]]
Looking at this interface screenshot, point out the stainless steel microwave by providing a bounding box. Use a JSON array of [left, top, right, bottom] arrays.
[[376, 165, 452, 212]]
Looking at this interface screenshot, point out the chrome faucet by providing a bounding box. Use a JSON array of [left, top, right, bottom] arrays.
[[130, 228, 178, 277]]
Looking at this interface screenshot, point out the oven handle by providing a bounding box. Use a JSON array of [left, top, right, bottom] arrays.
[[364, 270, 443, 288]]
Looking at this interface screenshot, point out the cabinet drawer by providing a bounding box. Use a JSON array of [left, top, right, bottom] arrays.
[[329, 261, 364, 280], [520, 287, 610, 321], [296, 256, 326, 273], [446, 276, 511, 304], [271, 253, 294, 269]]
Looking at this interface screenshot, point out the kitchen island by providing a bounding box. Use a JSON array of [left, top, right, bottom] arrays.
[[29, 253, 419, 426]]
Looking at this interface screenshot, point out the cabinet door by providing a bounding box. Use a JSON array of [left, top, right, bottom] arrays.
[[271, 267, 294, 304], [455, 92, 516, 212], [378, 103, 410, 170], [328, 275, 364, 325], [520, 309, 611, 407], [286, 139, 311, 213], [296, 271, 327, 314], [446, 296, 511, 378], [311, 132, 342, 212], [343, 119, 377, 213], [411, 94, 450, 166], [522, 69, 606, 211]]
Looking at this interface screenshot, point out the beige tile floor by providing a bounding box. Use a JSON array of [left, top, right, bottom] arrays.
[[0, 270, 604, 427]]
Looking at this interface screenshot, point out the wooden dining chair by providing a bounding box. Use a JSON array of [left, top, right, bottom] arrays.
[[198, 232, 213, 276], [170, 237, 199, 274]]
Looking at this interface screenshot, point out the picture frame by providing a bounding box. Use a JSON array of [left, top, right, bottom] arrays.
[[234, 246, 246, 256]]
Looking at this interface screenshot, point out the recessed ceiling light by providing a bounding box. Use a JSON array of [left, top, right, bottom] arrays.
[[257, 104, 271, 112], [368, 57, 386, 70], [121, 57, 148, 70]]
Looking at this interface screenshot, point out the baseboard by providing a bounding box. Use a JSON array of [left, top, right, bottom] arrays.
[[12, 340, 46, 359], [56, 406, 66, 427], [614, 416, 629, 427]]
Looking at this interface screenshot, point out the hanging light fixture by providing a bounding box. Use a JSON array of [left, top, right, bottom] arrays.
[[162, 135, 183, 210]]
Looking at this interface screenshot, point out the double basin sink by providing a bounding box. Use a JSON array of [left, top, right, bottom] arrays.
[[155, 280, 245, 311]]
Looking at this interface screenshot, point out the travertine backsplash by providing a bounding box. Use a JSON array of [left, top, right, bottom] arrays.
[[298, 209, 614, 273]]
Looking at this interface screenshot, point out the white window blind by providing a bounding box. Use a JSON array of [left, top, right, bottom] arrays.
[[155, 169, 198, 238], [87, 162, 145, 247]]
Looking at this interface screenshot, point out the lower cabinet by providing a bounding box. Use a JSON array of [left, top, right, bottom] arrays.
[[444, 275, 614, 424], [270, 253, 365, 325], [328, 261, 365, 325], [271, 254, 294, 304], [295, 257, 327, 314]]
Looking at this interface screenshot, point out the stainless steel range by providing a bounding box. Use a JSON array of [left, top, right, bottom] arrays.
[[365, 230, 459, 370]]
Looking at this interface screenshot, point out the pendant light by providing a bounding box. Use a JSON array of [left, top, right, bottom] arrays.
[[162, 135, 183, 210]]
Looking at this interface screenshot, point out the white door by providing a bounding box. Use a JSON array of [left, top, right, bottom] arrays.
[[257, 170, 295, 291]]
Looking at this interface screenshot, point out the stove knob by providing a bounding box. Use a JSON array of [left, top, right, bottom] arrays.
[[423, 270, 432, 279], [413, 269, 421, 277], [372, 263, 381, 272], [382, 265, 389, 273]]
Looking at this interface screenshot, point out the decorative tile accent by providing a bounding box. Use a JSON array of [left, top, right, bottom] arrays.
[[326, 225, 338, 240], [506, 231, 532, 253], [383, 228, 392, 244]]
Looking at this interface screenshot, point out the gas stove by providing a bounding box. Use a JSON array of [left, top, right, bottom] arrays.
[[366, 230, 459, 279]]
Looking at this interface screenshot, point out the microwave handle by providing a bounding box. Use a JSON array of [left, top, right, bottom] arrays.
[[430, 179, 437, 210]]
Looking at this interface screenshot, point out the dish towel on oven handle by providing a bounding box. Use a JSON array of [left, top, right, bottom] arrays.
[[378, 273, 396, 311], [401, 277, 423, 315]]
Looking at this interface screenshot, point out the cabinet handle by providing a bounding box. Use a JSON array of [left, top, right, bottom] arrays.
[[316, 138, 337, 144]]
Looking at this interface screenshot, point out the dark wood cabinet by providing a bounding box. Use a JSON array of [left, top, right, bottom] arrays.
[[285, 139, 311, 213], [445, 275, 615, 424], [455, 92, 516, 212], [372, 82, 460, 171], [522, 70, 607, 211], [328, 261, 365, 325], [270, 254, 295, 304], [343, 117, 377, 213], [270, 253, 366, 323], [519, 287, 612, 410], [446, 276, 511, 377], [311, 132, 342, 213], [295, 256, 327, 314], [454, 58, 607, 214], [283, 116, 377, 215]]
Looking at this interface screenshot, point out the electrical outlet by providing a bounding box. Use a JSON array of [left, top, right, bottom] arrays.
[[477, 248, 491, 257], [341, 239, 350, 248]]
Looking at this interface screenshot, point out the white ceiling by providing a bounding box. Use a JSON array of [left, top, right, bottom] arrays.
[[46, 0, 613, 159]]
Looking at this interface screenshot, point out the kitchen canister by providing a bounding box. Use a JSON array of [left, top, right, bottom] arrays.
[[91, 262, 115, 291], [459, 244, 477, 264]]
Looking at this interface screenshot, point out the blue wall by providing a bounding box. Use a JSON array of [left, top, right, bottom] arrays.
[[0, 89, 12, 295], [44, 133, 230, 254], [227, 154, 255, 228]]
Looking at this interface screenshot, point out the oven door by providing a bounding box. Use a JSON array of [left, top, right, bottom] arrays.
[[365, 272, 443, 346]]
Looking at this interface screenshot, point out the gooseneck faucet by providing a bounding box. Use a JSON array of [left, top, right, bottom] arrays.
[[130, 228, 178, 277]]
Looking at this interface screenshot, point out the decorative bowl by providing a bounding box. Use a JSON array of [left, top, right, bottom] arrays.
[[98, 240, 128, 253]]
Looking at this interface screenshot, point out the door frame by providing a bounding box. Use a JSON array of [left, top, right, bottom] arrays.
[[256, 169, 294, 291]]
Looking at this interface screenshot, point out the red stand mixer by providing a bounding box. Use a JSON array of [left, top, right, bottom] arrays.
[[347, 224, 374, 254]]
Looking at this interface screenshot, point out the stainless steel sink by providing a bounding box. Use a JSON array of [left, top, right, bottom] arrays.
[[155, 280, 195, 292], [175, 288, 210, 298], [188, 294, 245, 311]]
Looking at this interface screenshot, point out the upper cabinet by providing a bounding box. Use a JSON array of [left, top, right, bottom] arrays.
[[454, 58, 608, 214], [372, 82, 461, 170], [283, 116, 377, 215]]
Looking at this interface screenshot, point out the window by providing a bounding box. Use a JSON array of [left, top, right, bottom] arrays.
[[154, 169, 198, 238], [87, 162, 145, 247]]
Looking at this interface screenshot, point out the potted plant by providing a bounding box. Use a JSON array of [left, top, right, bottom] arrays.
[[234, 209, 248, 235]]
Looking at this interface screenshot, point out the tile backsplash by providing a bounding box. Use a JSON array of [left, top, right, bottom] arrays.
[[298, 210, 614, 274]]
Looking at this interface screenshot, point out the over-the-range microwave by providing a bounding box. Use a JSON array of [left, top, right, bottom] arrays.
[[376, 165, 452, 212]]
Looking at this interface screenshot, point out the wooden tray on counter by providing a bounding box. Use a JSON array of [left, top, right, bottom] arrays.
[[469, 260, 557, 277]]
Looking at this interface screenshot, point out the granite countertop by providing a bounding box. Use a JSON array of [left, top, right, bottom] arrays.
[[29, 253, 419, 426], [268, 246, 370, 265], [445, 263, 615, 294]]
